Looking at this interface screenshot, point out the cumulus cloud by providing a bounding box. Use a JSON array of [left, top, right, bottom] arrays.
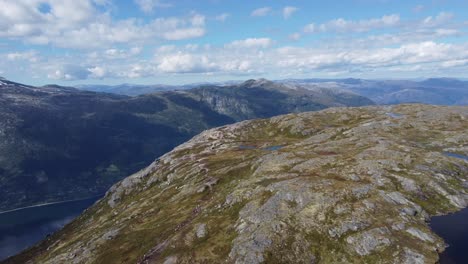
[[153, 47, 259, 75], [215, 13, 230, 22], [0, 0, 96, 35], [251, 7, 272, 17], [6, 51, 38, 62], [157, 52, 218, 73], [134, 0, 171, 13], [420, 12, 453, 28], [121, 64, 155, 78], [47, 65, 91, 80], [91, 47, 143, 60], [303, 23, 316, 33], [303, 12, 456, 35], [28, 38, 468, 81], [163, 27, 205, 40], [2, 2, 466, 82], [441, 59, 468, 68], [0, 0, 206, 48], [274, 41, 468, 72], [289, 33, 301, 41], [318, 14, 400, 33], [283, 6, 298, 19], [163, 41, 468, 77], [225, 38, 273, 49], [88, 66, 107, 78]]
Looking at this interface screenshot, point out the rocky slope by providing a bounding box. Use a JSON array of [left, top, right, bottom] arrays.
[[189, 79, 373, 121], [0, 78, 373, 211], [8, 104, 467, 264]]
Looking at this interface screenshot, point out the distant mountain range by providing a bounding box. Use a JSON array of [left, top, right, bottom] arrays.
[[280, 78, 468, 106], [76, 78, 468, 106], [0, 78, 373, 212], [76, 80, 242, 96]]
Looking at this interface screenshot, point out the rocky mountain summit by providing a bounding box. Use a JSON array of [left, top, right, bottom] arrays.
[[9, 104, 467, 264], [0, 78, 373, 211]]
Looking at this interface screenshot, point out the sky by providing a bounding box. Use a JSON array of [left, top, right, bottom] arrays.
[[1, 0, 468, 86]]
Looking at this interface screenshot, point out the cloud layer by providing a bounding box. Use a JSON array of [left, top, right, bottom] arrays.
[[35, 38, 468, 81], [0, 0, 206, 48], [0, 1, 467, 83]]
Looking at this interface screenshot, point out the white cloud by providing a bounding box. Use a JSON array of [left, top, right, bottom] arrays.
[[191, 14, 205, 26], [134, 0, 171, 13], [251, 7, 272, 17], [1, 3, 465, 82], [441, 59, 468, 68], [283, 6, 298, 19], [420, 12, 453, 28], [0, 0, 100, 29], [6, 51, 38, 62], [100, 47, 142, 59], [156, 45, 177, 54], [157, 52, 218, 73], [130, 47, 143, 55], [163, 27, 205, 41], [303, 23, 316, 33], [27, 38, 468, 81], [434, 28, 459, 37], [63, 14, 206, 47], [124, 64, 155, 78], [88, 66, 106, 78], [274, 41, 468, 72], [215, 13, 230, 22], [152, 41, 468, 77], [47, 65, 91, 80], [317, 14, 400, 33], [303, 12, 456, 36], [289, 33, 301, 41], [225, 38, 273, 49], [153, 46, 260, 75], [0, 1, 206, 48]]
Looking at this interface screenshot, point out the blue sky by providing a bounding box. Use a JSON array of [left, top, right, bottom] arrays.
[[1, 0, 468, 85]]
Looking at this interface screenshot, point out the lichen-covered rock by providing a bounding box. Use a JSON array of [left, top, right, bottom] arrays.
[[406, 228, 435, 243], [402, 248, 426, 264], [8, 104, 468, 264], [346, 227, 392, 256], [195, 224, 207, 239]]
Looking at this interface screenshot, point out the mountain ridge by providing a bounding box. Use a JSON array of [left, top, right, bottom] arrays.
[[7, 104, 467, 264], [75, 78, 468, 104], [0, 78, 374, 212], [74, 77, 468, 106]]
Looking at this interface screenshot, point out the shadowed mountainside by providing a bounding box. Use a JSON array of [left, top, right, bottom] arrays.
[[0, 78, 374, 211]]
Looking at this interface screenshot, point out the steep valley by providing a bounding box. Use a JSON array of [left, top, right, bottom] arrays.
[[0, 78, 373, 212]]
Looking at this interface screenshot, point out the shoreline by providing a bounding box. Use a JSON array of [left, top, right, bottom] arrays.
[[0, 194, 104, 215]]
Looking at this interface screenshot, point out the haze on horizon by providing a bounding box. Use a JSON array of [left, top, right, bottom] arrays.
[[1, 0, 468, 86]]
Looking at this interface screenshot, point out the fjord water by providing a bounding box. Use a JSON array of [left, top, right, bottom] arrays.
[[430, 152, 468, 263], [430, 207, 468, 264], [0, 197, 100, 261]]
